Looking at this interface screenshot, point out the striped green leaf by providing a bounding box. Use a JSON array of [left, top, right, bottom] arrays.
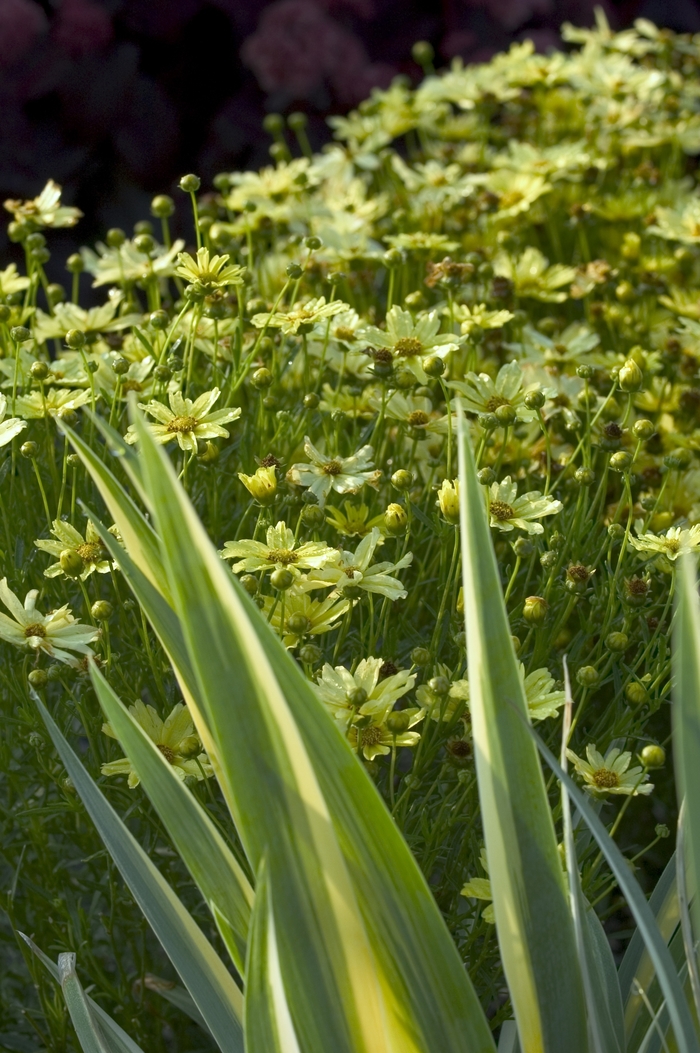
[[89, 661, 253, 976], [128, 409, 496, 1053], [456, 408, 588, 1053], [59, 953, 111, 1053], [33, 693, 245, 1053]]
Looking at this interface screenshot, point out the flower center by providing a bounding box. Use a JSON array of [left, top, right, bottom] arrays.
[[323, 460, 343, 475], [499, 190, 524, 208], [334, 326, 356, 342], [665, 538, 680, 553], [157, 743, 176, 764], [485, 394, 510, 412], [121, 379, 142, 393], [360, 726, 383, 746], [76, 542, 103, 563], [490, 500, 515, 520], [592, 767, 620, 789], [267, 548, 298, 565], [166, 415, 198, 433], [407, 410, 430, 427], [394, 336, 423, 357], [24, 622, 46, 638]]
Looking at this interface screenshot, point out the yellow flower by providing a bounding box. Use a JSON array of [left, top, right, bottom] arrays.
[[4, 180, 82, 229], [437, 479, 460, 524], [346, 709, 424, 760], [174, 247, 245, 291], [325, 501, 386, 537], [0, 578, 97, 666], [220, 521, 335, 575], [125, 388, 240, 452], [238, 465, 277, 506], [35, 519, 116, 580], [262, 587, 353, 648], [101, 701, 212, 789], [566, 745, 653, 797], [461, 849, 495, 923]]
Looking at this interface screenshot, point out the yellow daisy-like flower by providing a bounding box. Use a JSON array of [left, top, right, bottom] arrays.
[[174, 247, 245, 291], [630, 524, 700, 561], [14, 388, 93, 420], [315, 656, 416, 731], [451, 360, 539, 424], [262, 587, 353, 649], [0, 393, 26, 447], [566, 744, 653, 797], [302, 527, 412, 601], [346, 709, 424, 760], [453, 302, 514, 336], [0, 578, 97, 666], [360, 305, 462, 383], [238, 465, 277, 506], [493, 247, 577, 303], [0, 263, 31, 299], [252, 296, 349, 335], [35, 519, 116, 580], [287, 437, 380, 506], [488, 477, 562, 535], [101, 701, 212, 789], [4, 179, 82, 229], [125, 387, 240, 451], [325, 501, 386, 538], [220, 521, 336, 575], [461, 849, 495, 924]]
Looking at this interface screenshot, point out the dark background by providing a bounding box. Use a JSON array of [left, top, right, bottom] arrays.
[[0, 0, 697, 257]]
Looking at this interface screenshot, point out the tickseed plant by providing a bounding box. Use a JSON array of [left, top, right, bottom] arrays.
[[5, 11, 700, 1053]]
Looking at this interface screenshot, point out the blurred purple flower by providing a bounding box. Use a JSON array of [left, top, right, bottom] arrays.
[[0, 0, 48, 68], [53, 0, 113, 58]]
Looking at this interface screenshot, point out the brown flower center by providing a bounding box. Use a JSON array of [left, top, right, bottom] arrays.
[[323, 460, 343, 475], [166, 415, 198, 433], [592, 767, 620, 789], [447, 739, 472, 759], [260, 454, 281, 468], [24, 622, 46, 638], [407, 410, 430, 427], [76, 542, 103, 563], [627, 576, 648, 595], [490, 500, 514, 520], [360, 726, 383, 746], [157, 743, 176, 764], [267, 548, 298, 565], [485, 394, 510, 412], [393, 336, 423, 357], [567, 564, 590, 582]]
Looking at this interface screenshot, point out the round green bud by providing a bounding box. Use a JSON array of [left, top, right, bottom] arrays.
[[65, 252, 84, 274], [20, 441, 38, 459], [133, 220, 153, 236], [664, 448, 692, 471], [302, 504, 325, 528], [47, 283, 66, 307], [411, 39, 434, 66], [540, 550, 557, 569], [621, 232, 641, 260], [252, 367, 273, 389], [91, 600, 113, 621], [8, 220, 30, 242], [167, 354, 184, 373], [59, 549, 84, 578], [0, 304, 10, 322], [179, 174, 201, 194], [429, 676, 450, 697], [11, 326, 30, 343], [240, 574, 258, 596], [576, 665, 600, 688], [66, 453, 80, 469], [477, 467, 496, 485], [269, 142, 288, 163], [641, 744, 665, 768], [606, 631, 629, 653], [286, 262, 303, 279], [65, 328, 85, 349], [150, 309, 169, 330], [494, 403, 517, 426], [262, 113, 285, 136], [303, 392, 319, 410], [391, 469, 413, 491], [618, 358, 643, 392], [633, 418, 655, 441], [410, 646, 431, 667], [270, 567, 294, 591], [478, 412, 498, 432], [347, 686, 368, 708], [655, 823, 670, 839], [609, 451, 632, 472], [625, 682, 648, 706], [30, 360, 49, 381], [383, 248, 403, 268], [112, 356, 130, 376], [134, 233, 154, 255], [154, 364, 172, 383], [304, 235, 322, 250], [384, 503, 408, 535], [615, 280, 636, 303], [394, 367, 415, 389], [105, 228, 125, 248], [576, 364, 595, 380], [28, 668, 48, 688], [523, 389, 545, 410], [386, 710, 411, 734], [608, 523, 625, 540], [513, 537, 534, 558], [287, 111, 308, 133], [523, 595, 548, 624], [287, 612, 311, 635], [299, 643, 322, 664], [31, 247, 50, 264], [575, 466, 595, 486], [24, 232, 44, 250], [422, 355, 445, 378], [150, 194, 174, 218]]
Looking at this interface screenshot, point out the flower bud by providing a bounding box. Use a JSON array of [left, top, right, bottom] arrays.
[[304, 235, 322, 251], [524, 389, 545, 410], [445, 738, 472, 768], [91, 600, 113, 621], [576, 665, 599, 688], [154, 364, 172, 383], [384, 503, 408, 535], [270, 567, 294, 591], [477, 467, 495, 485], [576, 364, 594, 380], [410, 646, 431, 667], [383, 248, 403, 268], [437, 479, 460, 524], [495, 403, 517, 426], [633, 418, 654, 441], [286, 262, 303, 279], [302, 504, 325, 528], [621, 232, 641, 260], [624, 576, 649, 606], [609, 451, 632, 472], [606, 631, 629, 653], [513, 537, 533, 557], [641, 744, 665, 768], [523, 595, 548, 624], [424, 355, 446, 378], [60, 549, 84, 578], [387, 709, 412, 735], [65, 328, 85, 349], [391, 469, 413, 491], [575, 466, 595, 487], [65, 253, 84, 273], [150, 309, 169, 330], [655, 823, 670, 839], [28, 668, 48, 688], [151, 194, 175, 218], [299, 644, 322, 664], [347, 686, 368, 708], [11, 326, 30, 343], [478, 412, 498, 432], [429, 676, 450, 696], [239, 465, 277, 506], [664, 448, 692, 471], [411, 39, 434, 66], [287, 612, 311, 635], [134, 233, 154, 255], [30, 360, 49, 380], [618, 358, 643, 392], [608, 522, 625, 540], [47, 283, 65, 307], [179, 173, 201, 193], [615, 280, 636, 303], [252, 367, 273, 389], [112, 356, 130, 376], [20, 441, 38, 459], [105, 228, 125, 248], [303, 392, 319, 410], [625, 682, 648, 706]]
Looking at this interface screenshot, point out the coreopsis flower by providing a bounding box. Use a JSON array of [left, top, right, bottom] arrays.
[[314, 656, 416, 731], [0, 393, 26, 446], [649, 199, 700, 244], [346, 710, 424, 761], [374, 391, 450, 435], [437, 479, 460, 524], [523, 667, 565, 722], [493, 247, 577, 303], [33, 295, 141, 343], [480, 169, 551, 219], [34, 519, 115, 580], [630, 525, 700, 561], [238, 465, 278, 506], [174, 247, 245, 292], [287, 438, 380, 506], [14, 387, 93, 419], [0, 263, 30, 299], [514, 323, 600, 369], [416, 670, 469, 722], [325, 501, 386, 537], [302, 527, 412, 601], [0, 578, 97, 665], [461, 849, 494, 923], [262, 587, 353, 649], [453, 302, 514, 336], [101, 701, 212, 789], [566, 745, 653, 797], [488, 477, 562, 534], [360, 305, 461, 382], [315, 307, 367, 348], [95, 357, 157, 402], [384, 232, 458, 255], [81, 238, 185, 287], [125, 388, 240, 452], [252, 297, 349, 335], [4, 179, 82, 229], [451, 360, 538, 424], [220, 521, 335, 575]]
